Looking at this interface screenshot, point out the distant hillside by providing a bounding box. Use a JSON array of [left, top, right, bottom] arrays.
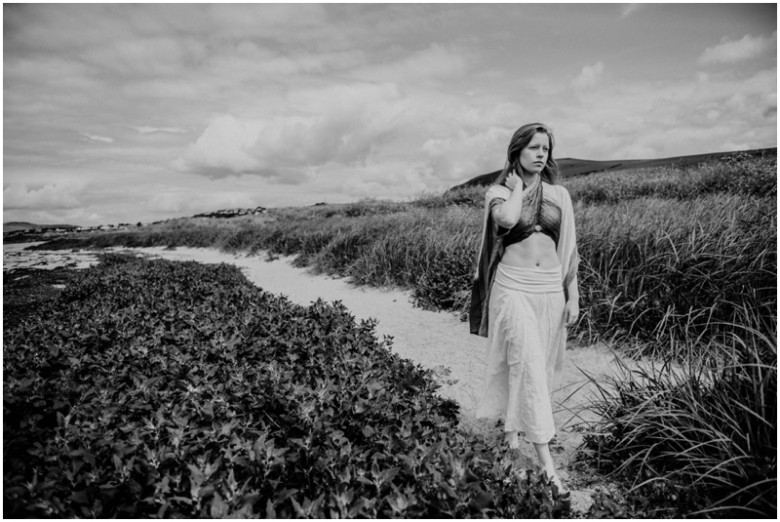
[[449, 147, 777, 191], [3, 222, 78, 234]]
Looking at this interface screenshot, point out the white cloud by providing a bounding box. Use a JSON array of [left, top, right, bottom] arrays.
[[80, 132, 114, 144], [620, 4, 643, 18], [201, 3, 329, 41], [572, 61, 605, 89], [133, 126, 188, 134], [349, 43, 468, 83], [698, 32, 776, 65], [4, 182, 85, 210], [173, 115, 264, 175], [174, 82, 412, 179], [172, 81, 521, 190], [555, 66, 777, 160], [3, 4, 777, 224], [420, 125, 511, 183], [80, 36, 206, 77]]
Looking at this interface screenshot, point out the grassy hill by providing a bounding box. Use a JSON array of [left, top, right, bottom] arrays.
[[449, 147, 777, 190]]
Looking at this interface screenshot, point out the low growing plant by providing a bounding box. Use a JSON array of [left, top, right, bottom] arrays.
[[4, 255, 569, 518]]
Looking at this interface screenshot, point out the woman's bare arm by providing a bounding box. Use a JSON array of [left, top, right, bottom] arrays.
[[491, 172, 526, 229]]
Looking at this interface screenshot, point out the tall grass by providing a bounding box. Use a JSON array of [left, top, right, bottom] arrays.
[[565, 152, 777, 204], [580, 323, 777, 517], [576, 193, 776, 357]]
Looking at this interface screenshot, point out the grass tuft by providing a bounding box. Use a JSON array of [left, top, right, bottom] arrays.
[[580, 323, 777, 517]]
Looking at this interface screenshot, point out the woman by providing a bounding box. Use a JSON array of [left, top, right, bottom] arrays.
[[469, 123, 579, 489]]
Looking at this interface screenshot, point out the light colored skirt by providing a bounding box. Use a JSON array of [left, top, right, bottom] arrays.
[[476, 262, 566, 444]]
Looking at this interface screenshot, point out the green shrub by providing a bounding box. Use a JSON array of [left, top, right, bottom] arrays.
[[3, 256, 569, 518]]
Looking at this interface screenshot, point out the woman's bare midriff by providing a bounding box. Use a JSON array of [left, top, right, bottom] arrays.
[[501, 233, 559, 269]]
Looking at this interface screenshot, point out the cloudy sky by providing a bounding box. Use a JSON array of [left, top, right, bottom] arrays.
[[4, 3, 777, 226]]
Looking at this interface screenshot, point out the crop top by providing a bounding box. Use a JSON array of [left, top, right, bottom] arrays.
[[489, 181, 562, 247], [469, 180, 580, 337]]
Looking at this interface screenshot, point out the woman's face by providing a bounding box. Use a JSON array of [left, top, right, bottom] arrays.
[[518, 132, 550, 175]]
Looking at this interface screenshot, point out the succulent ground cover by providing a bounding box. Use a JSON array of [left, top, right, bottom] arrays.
[[3, 255, 570, 518]]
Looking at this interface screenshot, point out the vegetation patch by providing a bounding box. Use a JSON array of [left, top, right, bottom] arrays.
[[575, 193, 775, 356], [17, 153, 777, 518], [580, 332, 777, 517], [4, 255, 569, 518], [565, 153, 777, 204]]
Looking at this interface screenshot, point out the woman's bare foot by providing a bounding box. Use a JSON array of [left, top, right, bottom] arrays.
[[544, 470, 568, 494]]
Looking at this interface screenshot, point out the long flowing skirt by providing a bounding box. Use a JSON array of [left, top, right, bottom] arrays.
[[476, 262, 566, 444]]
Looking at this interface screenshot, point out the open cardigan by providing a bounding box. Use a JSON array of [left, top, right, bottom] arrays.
[[469, 181, 579, 337]]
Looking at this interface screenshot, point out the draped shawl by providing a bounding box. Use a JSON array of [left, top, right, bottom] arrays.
[[469, 181, 579, 337]]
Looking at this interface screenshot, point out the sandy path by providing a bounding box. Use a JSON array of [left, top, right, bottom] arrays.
[[4, 243, 633, 511]]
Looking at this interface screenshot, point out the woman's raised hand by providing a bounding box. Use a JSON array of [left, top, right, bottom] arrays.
[[505, 172, 521, 191]]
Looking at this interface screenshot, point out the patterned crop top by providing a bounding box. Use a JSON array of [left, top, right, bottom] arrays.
[[488, 181, 562, 247], [470, 180, 580, 337]]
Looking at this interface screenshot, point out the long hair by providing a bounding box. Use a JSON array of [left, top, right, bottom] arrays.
[[494, 123, 559, 187]]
